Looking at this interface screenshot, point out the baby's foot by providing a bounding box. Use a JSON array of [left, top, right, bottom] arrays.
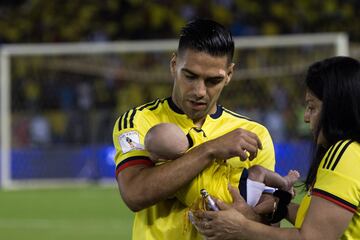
[[283, 170, 300, 191]]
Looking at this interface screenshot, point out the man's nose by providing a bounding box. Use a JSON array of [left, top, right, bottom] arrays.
[[194, 80, 206, 98]]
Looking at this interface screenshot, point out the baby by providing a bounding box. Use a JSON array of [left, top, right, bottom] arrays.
[[144, 123, 299, 211], [144, 122, 189, 161]]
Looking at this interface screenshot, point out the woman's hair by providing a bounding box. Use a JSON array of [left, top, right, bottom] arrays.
[[305, 56, 360, 188], [177, 19, 234, 63]]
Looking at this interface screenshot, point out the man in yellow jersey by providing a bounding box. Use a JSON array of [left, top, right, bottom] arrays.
[[112, 19, 275, 239]]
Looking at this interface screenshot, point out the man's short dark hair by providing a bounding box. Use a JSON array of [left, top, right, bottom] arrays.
[[178, 19, 234, 63]]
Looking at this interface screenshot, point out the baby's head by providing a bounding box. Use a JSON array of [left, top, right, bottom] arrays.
[[144, 123, 189, 162]]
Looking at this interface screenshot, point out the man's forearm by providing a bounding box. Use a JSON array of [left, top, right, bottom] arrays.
[[117, 142, 215, 211]]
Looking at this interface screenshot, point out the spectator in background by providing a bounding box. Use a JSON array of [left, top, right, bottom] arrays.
[[13, 115, 30, 147], [193, 56, 360, 239], [29, 111, 52, 146], [94, 77, 116, 143], [65, 80, 93, 144], [59, 78, 76, 111], [263, 83, 288, 142], [76, 81, 93, 111], [23, 78, 41, 111]]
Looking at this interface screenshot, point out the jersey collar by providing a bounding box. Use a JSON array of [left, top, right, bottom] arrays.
[[166, 97, 223, 119]]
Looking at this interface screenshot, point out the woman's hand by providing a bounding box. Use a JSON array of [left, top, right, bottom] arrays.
[[192, 185, 257, 239], [193, 195, 246, 239], [226, 185, 262, 221]]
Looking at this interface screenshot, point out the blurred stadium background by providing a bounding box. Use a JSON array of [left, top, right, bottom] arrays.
[[0, 1, 360, 239]]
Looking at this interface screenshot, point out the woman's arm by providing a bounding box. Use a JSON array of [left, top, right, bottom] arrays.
[[194, 193, 353, 240], [299, 196, 353, 239]]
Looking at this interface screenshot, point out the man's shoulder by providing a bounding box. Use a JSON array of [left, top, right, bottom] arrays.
[[122, 98, 168, 117], [220, 107, 268, 131], [115, 98, 169, 132], [135, 98, 168, 112], [221, 107, 252, 121]]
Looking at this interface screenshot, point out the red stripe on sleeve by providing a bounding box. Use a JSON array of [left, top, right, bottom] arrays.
[[115, 159, 154, 177], [312, 191, 357, 213]]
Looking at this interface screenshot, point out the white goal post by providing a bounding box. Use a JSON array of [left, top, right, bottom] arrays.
[[0, 33, 349, 189]]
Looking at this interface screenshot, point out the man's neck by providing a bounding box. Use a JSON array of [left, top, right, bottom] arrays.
[[193, 118, 206, 128]]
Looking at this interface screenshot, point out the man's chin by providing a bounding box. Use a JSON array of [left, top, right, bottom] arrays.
[[187, 111, 207, 122]]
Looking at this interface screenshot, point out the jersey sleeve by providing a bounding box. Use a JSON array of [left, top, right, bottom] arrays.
[[112, 108, 154, 177], [312, 140, 360, 213]]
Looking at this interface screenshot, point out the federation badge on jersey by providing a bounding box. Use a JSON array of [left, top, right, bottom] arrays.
[[119, 131, 144, 153]]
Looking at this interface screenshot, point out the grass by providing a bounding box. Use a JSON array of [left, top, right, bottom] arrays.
[[0, 185, 134, 240], [0, 184, 305, 240]]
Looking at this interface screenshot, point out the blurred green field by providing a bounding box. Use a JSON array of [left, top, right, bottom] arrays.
[[0, 185, 134, 240]]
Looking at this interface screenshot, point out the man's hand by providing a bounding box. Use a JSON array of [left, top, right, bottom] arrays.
[[206, 128, 262, 161]]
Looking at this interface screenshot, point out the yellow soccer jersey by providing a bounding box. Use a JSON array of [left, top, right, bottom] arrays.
[[175, 160, 246, 208], [113, 97, 275, 240], [295, 140, 360, 239]]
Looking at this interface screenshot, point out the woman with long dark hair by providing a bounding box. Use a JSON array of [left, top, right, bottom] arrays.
[[193, 56, 360, 239]]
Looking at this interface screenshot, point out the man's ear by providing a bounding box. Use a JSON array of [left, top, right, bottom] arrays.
[[170, 53, 177, 77], [225, 63, 235, 85]]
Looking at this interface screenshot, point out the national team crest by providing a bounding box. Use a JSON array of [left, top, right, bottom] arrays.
[[119, 131, 144, 153]]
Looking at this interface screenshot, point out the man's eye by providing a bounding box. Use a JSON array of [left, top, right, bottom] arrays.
[[185, 75, 196, 80], [211, 80, 221, 85], [207, 79, 222, 86]]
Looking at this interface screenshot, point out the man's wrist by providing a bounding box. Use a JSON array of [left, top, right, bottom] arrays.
[[199, 140, 217, 160]]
